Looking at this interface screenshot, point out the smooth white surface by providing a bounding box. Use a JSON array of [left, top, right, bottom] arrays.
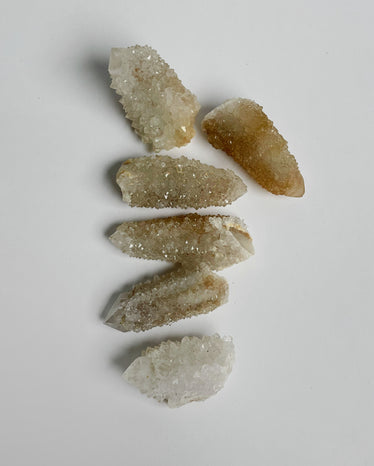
[[1, 1, 373, 465]]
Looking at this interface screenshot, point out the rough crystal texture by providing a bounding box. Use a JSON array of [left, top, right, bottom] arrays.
[[124, 334, 234, 407], [116, 155, 247, 209], [202, 98, 305, 197], [109, 46, 200, 151], [104, 265, 228, 332], [109, 214, 254, 270]]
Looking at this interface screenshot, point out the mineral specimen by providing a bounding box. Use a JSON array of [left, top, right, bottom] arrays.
[[123, 334, 235, 407], [109, 46, 200, 151], [109, 214, 254, 270], [116, 155, 247, 209], [202, 98, 305, 197], [104, 265, 228, 332]]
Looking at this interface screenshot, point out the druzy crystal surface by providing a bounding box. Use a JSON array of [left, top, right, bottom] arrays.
[[109, 46, 200, 151], [202, 98, 305, 197], [109, 214, 254, 270], [123, 334, 234, 407], [104, 266, 228, 332], [116, 155, 247, 209]]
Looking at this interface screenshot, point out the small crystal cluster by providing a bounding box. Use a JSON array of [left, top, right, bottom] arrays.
[[104, 266, 228, 332], [202, 98, 305, 197], [110, 214, 254, 271], [116, 155, 247, 209], [109, 46, 200, 151], [124, 334, 235, 407]]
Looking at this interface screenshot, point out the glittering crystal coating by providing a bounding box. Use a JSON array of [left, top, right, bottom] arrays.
[[124, 334, 234, 407], [109, 46, 200, 151], [202, 98, 305, 197], [109, 214, 254, 270], [116, 155, 247, 209], [104, 265, 228, 332]]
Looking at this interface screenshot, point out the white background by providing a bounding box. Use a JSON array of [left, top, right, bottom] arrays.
[[1, 1, 373, 465]]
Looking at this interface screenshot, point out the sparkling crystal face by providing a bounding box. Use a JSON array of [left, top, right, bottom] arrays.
[[109, 46, 200, 151], [123, 334, 235, 407], [104, 266, 229, 332], [202, 98, 305, 197], [116, 155, 247, 209], [109, 214, 254, 271]]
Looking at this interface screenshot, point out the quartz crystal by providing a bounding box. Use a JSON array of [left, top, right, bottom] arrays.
[[109, 214, 254, 270], [104, 265, 228, 332], [202, 98, 305, 197], [124, 334, 234, 407], [116, 155, 247, 209], [109, 46, 200, 151]]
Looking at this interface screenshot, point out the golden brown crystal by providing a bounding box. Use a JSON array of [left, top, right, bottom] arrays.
[[202, 98, 305, 197]]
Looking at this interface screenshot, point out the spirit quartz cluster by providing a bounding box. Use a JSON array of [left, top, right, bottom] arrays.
[[104, 45, 305, 407], [116, 155, 247, 209], [105, 265, 228, 332], [110, 214, 254, 271], [202, 98, 305, 197], [109, 46, 200, 151], [124, 334, 235, 408]]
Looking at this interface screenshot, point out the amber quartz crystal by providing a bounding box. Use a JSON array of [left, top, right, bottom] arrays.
[[105, 265, 228, 332], [116, 155, 247, 209], [202, 98, 305, 197], [109, 214, 254, 271], [109, 46, 200, 151]]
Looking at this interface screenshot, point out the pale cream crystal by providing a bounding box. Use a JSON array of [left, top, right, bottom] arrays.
[[202, 98, 305, 197], [104, 265, 228, 332], [109, 214, 254, 270], [109, 46, 200, 151], [123, 334, 235, 407], [116, 155, 247, 209]]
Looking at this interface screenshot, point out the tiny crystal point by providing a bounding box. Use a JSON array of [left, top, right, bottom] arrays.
[[109, 46, 200, 151], [202, 98, 305, 197], [116, 155, 247, 209], [123, 334, 235, 407], [109, 214, 254, 270]]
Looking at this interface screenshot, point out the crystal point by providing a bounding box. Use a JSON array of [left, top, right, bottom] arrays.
[[202, 98, 305, 197], [104, 266, 228, 332], [116, 155, 247, 209], [123, 334, 235, 407], [109, 214, 254, 270], [109, 46, 200, 151]]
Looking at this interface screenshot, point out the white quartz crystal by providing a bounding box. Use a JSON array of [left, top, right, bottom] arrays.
[[109, 46, 200, 151], [116, 155, 247, 209], [109, 214, 254, 271], [104, 266, 228, 332], [123, 334, 235, 407]]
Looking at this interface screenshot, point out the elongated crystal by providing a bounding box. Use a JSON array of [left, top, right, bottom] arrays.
[[109, 46, 200, 151], [202, 98, 305, 197], [109, 214, 254, 270], [123, 334, 235, 407], [116, 155, 247, 208], [104, 266, 228, 332]]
